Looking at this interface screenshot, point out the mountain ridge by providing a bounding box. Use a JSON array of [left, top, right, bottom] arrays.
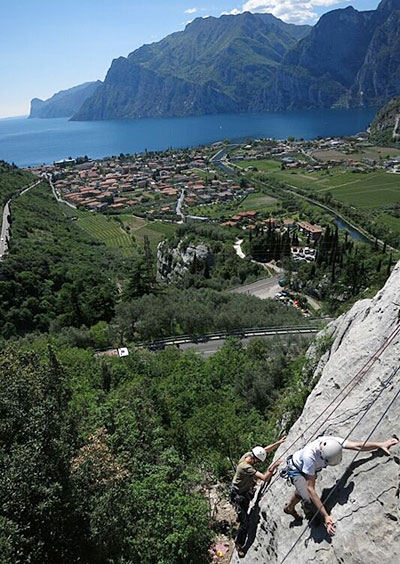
[[71, 13, 311, 120], [32, 1, 400, 120]]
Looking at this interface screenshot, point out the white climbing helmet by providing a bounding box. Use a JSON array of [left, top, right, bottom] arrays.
[[252, 446, 266, 462], [320, 438, 343, 466]]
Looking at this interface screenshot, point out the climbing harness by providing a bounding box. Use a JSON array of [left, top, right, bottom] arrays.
[[280, 455, 305, 481]]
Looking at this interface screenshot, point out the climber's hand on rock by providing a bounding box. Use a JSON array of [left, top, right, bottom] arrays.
[[325, 516, 336, 536]]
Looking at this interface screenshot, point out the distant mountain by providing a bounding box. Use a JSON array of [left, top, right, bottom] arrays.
[[29, 81, 102, 118], [269, 6, 377, 109], [270, 0, 400, 110], [350, 0, 400, 106], [65, 0, 400, 120], [71, 12, 310, 120], [369, 96, 400, 145]]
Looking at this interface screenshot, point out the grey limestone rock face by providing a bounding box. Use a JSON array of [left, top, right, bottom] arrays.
[[234, 261, 400, 563], [156, 240, 214, 283]]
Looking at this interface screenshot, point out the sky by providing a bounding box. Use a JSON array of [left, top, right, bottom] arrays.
[[0, 0, 381, 119]]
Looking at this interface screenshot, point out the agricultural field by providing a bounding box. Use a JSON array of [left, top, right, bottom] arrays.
[[318, 170, 400, 209], [375, 212, 400, 237], [236, 158, 343, 190], [237, 159, 400, 210], [119, 214, 176, 249], [61, 207, 176, 256], [308, 144, 400, 163], [347, 144, 400, 161], [73, 211, 135, 256], [235, 153, 400, 239], [239, 160, 281, 172], [236, 191, 278, 212], [186, 194, 278, 220]]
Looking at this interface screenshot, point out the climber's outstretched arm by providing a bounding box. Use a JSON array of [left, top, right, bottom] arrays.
[[345, 436, 398, 455]]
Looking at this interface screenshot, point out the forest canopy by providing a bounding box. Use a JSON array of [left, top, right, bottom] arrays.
[[0, 333, 315, 564]]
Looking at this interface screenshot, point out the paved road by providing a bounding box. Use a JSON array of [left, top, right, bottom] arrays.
[[46, 173, 77, 209], [176, 327, 320, 357], [0, 200, 11, 258], [20, 179, 41, 196], [228, 275, 282, 299], [0, 180, 42, 259], [228, 271, 321, 310]]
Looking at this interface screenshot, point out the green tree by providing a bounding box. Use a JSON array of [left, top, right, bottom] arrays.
[[0, 346, 77, 563], [124, 256, 153, 299]]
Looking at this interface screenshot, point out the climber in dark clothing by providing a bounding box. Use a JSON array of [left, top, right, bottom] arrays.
[[230, 438, 285, 557]]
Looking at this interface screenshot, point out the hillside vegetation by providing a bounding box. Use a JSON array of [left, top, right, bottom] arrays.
[[0, 170, 305, 344], [0, 160, 34, 202], [0, 141, 397, 562], [0, 307, 320, 564]]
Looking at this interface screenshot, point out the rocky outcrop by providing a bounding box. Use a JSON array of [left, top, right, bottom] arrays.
[[29, 81, 102, 118], [235, 261, 400, 563], [157, 240, 214, 283]]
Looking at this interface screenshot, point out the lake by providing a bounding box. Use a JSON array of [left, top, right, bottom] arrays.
[[0, 108, 377, 168]]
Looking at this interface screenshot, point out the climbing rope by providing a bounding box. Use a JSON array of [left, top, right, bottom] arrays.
[[260, 321, 400, 498]]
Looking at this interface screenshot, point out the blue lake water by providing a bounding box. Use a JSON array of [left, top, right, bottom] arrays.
[[0, 108, 376, 168]]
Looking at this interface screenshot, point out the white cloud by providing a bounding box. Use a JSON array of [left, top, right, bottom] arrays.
[[229, 1, 352, 24], [185, 8, 198, 15]]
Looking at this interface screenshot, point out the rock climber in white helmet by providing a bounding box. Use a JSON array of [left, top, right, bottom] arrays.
[[283, 434, 399, 536]]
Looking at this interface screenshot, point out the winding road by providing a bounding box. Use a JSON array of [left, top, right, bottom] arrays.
[[0, 179, 42, 259], [0, 200, 11, 258]]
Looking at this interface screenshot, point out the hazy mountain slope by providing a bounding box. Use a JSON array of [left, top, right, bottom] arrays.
[[29, 81, 102, 118], [61, 0, 400, 120], [269, 0, 400, 110], [350, 3, 400, 106], [269, 6, 376, 110]]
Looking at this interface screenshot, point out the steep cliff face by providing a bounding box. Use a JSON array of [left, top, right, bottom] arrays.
[[350, 3, 400, 106], [269, 6, 375, 110], [271, 0, 400, 110], [235, 261, 400, 563], [71, 12, 310, 120]]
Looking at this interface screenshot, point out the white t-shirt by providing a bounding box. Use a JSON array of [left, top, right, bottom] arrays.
[[291, 436, 347, 476]]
